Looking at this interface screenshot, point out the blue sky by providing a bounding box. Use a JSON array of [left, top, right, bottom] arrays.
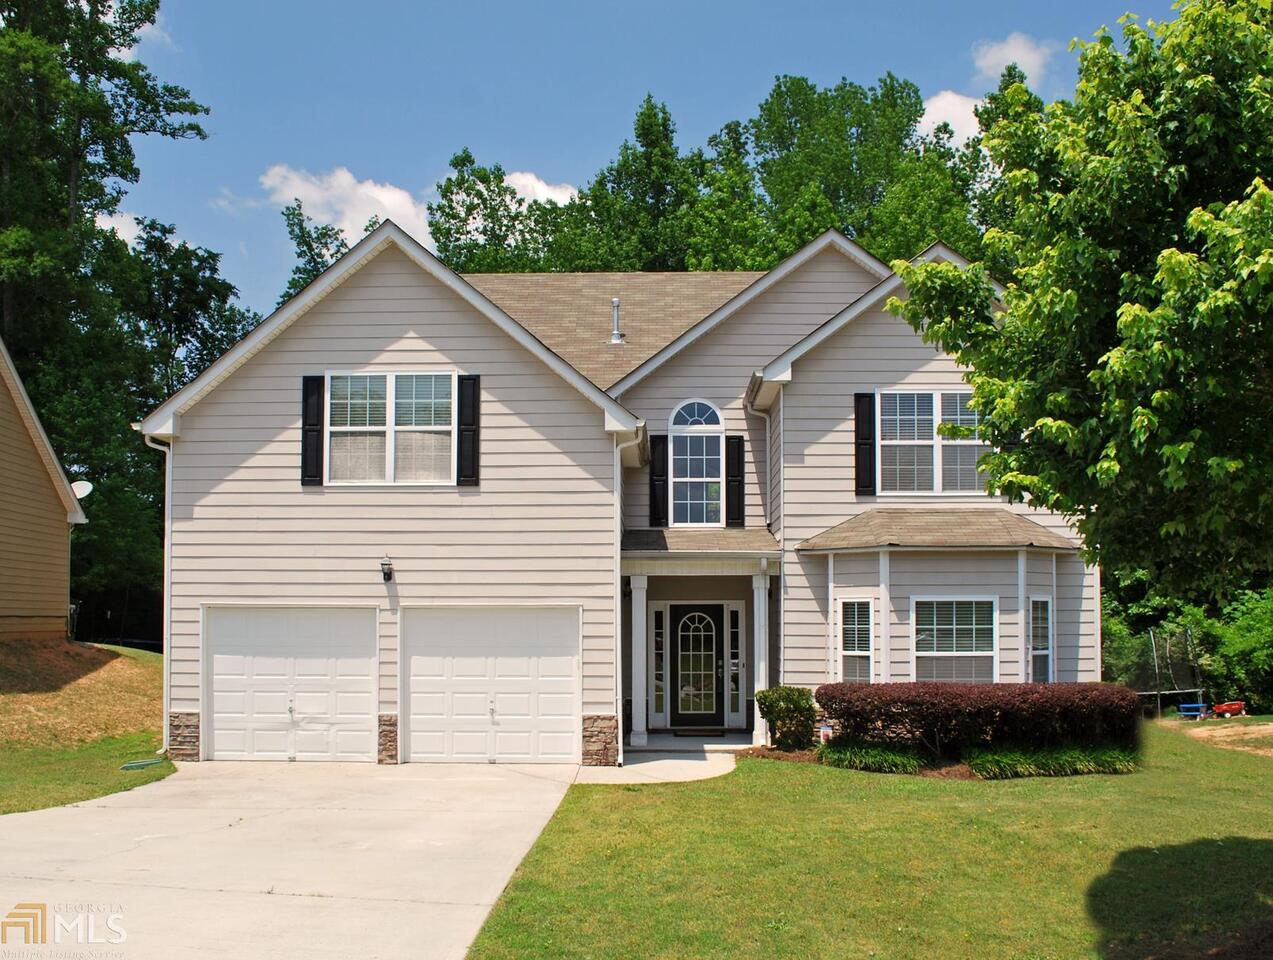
[[111, 0, 1176, 314]]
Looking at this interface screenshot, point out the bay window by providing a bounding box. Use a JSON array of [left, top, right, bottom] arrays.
[[840, 600, 872, 683]]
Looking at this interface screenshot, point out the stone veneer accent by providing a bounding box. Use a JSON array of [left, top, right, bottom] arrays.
[[168, 712, 200, 761], [581, 714, 619, 766], [378, 714, 399, 764]]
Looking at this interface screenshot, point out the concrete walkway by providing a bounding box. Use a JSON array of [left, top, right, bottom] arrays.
[[0, 762, 576, 960], [577, 751, 736, 784]]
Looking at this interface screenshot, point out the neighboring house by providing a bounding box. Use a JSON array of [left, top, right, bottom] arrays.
[[0, 336, 87, 641], [139, 222, 1100, 766]]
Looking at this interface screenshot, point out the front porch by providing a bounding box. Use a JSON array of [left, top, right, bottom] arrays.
[[620, 528, 781, 748]]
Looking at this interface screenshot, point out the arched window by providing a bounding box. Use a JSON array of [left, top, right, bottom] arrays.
[[668, 399, 723, 525]]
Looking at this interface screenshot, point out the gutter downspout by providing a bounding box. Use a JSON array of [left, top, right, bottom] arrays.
[[142, 432, 173, 754], [613, 428, 643, 767]]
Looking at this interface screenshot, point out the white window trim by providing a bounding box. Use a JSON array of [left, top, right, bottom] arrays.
[[834, 594, 875, 684], [909, 595, 1000, 683], [875, 388, 989, 497], [1029, 594, 1055, 683], [324, 369, 458, 487], [667, 398, 725, 528]]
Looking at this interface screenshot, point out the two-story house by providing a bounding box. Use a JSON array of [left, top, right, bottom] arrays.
[[138, 222, 1100, 766]]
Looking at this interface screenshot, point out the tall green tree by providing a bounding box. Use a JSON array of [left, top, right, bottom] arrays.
[[551, 95, 701, 271], [890, 0, 1273, 600], [0, 0, 206, 355], [427, 148, 559, 273], [685, 122, 779, 270], [750, 73, 925, 243], [276, 199, 378, 306]]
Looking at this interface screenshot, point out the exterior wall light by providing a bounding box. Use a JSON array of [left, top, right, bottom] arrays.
[[380, 555, 394, 582]]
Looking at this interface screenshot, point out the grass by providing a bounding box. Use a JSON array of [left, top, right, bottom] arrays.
[[469, 724, 1273, 960], [965, 743, 1141, 779], [0, 639, 173, 814], [0, 730, 173, 814]]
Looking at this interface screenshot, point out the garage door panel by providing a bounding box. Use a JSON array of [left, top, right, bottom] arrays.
[[206, 606, 377, 762], [402, 607, 580, 763]]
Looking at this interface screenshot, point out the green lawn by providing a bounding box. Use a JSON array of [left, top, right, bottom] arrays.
[[0, 730, 174, 815], [470, 725, 1273, 960], [0, 640, 174, 814]]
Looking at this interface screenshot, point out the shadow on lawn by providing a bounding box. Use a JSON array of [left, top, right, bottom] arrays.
[[1088, 837, 1273, 959], [0, 638, 121, 693]]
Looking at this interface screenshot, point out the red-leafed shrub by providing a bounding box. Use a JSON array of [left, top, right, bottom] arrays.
[[814, 682, 1140, 758]]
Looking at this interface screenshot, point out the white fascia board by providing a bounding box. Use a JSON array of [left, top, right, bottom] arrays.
[[0, 334, 86, 523], [139, 221, 638, 437], [608, 229, 889, 397]]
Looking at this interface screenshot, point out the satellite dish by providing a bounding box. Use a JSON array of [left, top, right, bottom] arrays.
[[71, 480, 94, 500]]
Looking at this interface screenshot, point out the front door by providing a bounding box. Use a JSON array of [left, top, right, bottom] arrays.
[[669, 604, 725, 727]]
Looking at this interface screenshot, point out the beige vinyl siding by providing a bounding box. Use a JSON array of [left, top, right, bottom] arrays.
[[619, 248, 879, 530], [168, 247, 617, 715], [0, 372, 70, 639], [781, 303, 1101, 686], [769, 389, 784, 541]]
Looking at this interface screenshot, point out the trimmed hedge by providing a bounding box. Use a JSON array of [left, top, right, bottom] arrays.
[[815, 739, 924, 775], [966, 744, 1141, 779], [814, 682, 1140, 757], [756, 685, 816, 750]]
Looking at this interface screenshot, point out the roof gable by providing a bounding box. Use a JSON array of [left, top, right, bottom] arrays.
[[0, 336, 86, 524], [608, 230, 889, 396], [138, 222, 639, 436]]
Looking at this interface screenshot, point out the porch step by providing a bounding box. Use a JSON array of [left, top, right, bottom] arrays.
[[627, 733, 755, 754]]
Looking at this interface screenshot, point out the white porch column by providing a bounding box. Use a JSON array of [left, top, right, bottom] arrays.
[[629, 575, 648, 746], [752, 571, 769, 746]]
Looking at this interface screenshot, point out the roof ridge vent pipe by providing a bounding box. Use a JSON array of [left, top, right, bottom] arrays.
[[610, 297, 625, 344]]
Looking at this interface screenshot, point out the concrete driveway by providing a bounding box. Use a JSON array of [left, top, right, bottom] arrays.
[[0, 762, 576, 959]]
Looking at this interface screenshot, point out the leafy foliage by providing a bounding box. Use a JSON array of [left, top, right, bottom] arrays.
[[755, 685, 816, 750], [890, 0, 1273, 599], [277, 199, 381, 306]]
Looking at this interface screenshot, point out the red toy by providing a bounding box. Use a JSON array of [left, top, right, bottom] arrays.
[[1211, 701, 1247, 719]]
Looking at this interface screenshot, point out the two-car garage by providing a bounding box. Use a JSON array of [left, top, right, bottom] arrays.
[[204, 605, 581, 763]]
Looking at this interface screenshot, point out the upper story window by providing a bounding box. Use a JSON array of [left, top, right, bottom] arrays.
[[878, 390, 990, 493], [669, 399, 723, 525], [327, 372, 454, 485]]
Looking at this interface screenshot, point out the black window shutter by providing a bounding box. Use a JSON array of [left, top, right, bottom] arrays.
[[301, 376, 324, 486], [854, 392, 876, 496], [725, 435, 745, 527], [648, 434, 668, 527], [456, 375, 480, 486]]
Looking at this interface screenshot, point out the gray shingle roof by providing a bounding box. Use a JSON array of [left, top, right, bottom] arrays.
[[796, 508, 1077, 552], [622, 528, 781, 554], [463, 272, 765, 389]]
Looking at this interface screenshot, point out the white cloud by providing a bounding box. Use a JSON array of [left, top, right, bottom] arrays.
[[504, 171, 577, 206], [259, 165, 432, 247], [112, 14, 177, 61], [971, 32, 1059, 88], [920, 90, 983, 146], [96, 211, 142, 245]]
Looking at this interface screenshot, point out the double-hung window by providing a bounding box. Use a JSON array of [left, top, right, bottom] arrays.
[[327, 372, 454, 484], [1030, 598, 1052, 683], [878, 391, 990, 493], [840, 600, 872, 683], [914, 599, 996, 683], [669, 400, 723, 525]]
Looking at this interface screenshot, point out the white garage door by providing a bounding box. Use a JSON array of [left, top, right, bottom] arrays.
[[206, 606, 377, 761], [402, 606, 580, 763]]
